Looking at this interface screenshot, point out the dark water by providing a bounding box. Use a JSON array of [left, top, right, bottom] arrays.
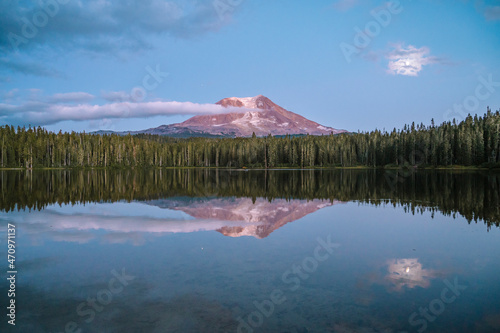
[[1, 169, 500, 333]]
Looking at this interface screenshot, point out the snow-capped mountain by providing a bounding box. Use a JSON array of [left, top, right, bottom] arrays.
[[178, 95, 345, 136], [110, 95, 346, 137]]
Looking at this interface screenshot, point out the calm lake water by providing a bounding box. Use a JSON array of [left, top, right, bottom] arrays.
[[1, 169, 500, 333]]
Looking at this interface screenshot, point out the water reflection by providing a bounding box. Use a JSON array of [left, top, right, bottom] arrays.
[[386, 258, 435, 292], [1, 197, 340, 244], [150, 197, 340, 238], [1, 169, 499, 230], [0, 205, 259, 245], [1, 170, 500, 332]]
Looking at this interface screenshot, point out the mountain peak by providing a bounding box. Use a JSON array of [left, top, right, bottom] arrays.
[[215, 95, 277, 110]]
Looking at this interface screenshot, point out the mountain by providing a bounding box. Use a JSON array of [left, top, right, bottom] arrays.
[[171, 95, 346, 137], [97, 95, 346, 137]]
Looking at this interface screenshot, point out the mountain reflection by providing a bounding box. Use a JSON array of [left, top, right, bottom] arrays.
[[1, 169, 499, 231], [148, 197, 340, 238], [1, 197, 338, 243]]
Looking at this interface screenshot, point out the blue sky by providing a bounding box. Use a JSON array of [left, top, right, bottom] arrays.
[[1, 0, 499, 133]]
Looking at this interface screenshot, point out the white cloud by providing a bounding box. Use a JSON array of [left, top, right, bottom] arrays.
[[0, 94, 252, 126], [386, 44, 442, 77]]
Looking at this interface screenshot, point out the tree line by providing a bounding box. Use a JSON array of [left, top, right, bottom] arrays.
[[0, 108, 499, 169]]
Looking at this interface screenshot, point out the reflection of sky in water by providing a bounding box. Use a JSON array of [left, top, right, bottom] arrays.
[[386, 258, 435, 292], [1, 200, 500, 332], [52, 201, 194, 219], [0, 198, 339, 243]]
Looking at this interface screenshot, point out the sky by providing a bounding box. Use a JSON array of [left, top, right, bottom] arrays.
[[1, 0, 499, 133]]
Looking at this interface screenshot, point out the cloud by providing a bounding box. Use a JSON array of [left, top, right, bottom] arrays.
[[362, 51, 380, 63], [0, 58, 63, 77], [474, 0, 500, 21], [385, 44, 446, 77], [0, 92, 252, 125], [333, 0, 360, 12], [2, 88, 19, 100], [50, 92, 95, 103], [101, 90, 135, 103], [0, 0, 238, 75], [1, 90, 94, 104], [484, 5, 500, 20]]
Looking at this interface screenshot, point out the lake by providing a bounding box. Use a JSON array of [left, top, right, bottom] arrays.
[[1, 169, 500, 333]]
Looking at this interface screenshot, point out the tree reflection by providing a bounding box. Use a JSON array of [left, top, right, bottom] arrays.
[[1, 169, 498, 229]]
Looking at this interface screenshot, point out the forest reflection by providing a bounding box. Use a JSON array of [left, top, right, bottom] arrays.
[[1, 169, 499, 230]]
